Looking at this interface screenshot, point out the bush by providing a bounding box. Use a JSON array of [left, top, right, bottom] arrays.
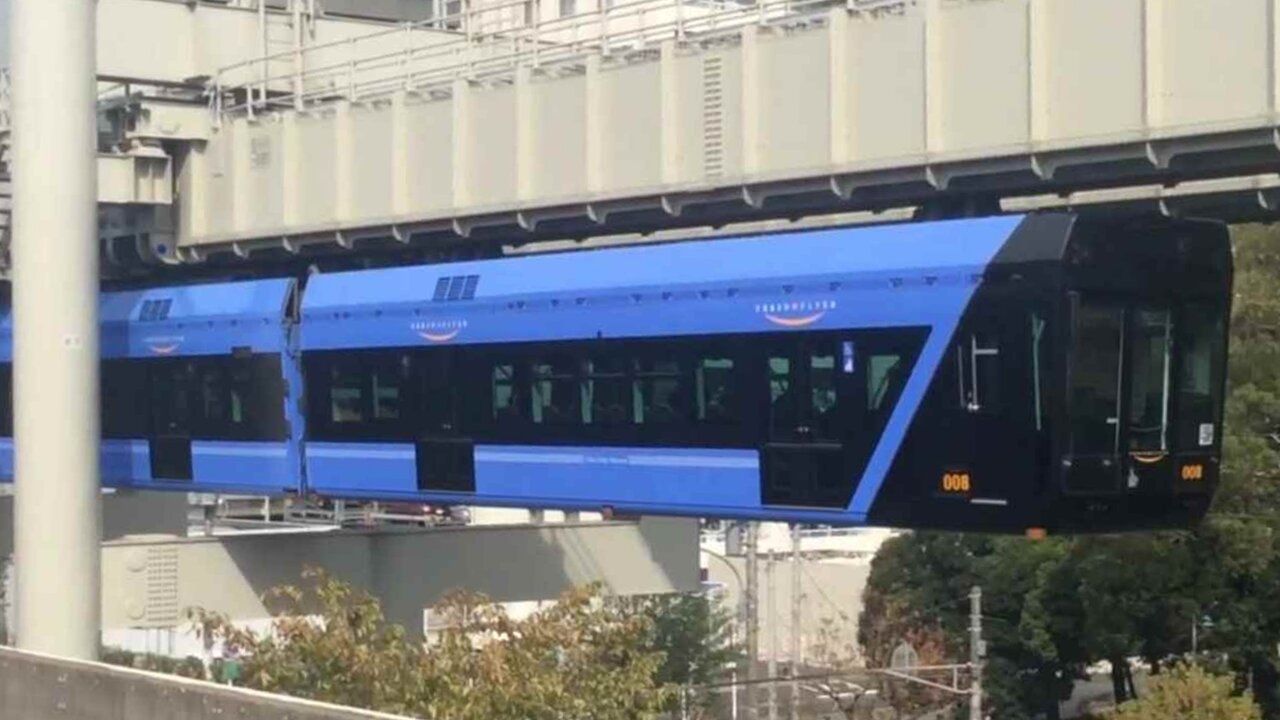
[[1112, 665, 1261, 720]]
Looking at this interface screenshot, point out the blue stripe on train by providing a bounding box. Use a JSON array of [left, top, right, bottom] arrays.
[[307, 440, 876, 522], [0, 438, 293, 493], [307, 442, 863, 521]]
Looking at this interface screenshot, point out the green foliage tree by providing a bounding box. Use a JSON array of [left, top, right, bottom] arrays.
[[1112, 665, 1262, 720], [191, 568, 678, 719], [611, 591, 739, 718]]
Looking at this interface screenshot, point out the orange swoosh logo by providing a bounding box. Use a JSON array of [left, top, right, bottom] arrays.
[[417, 329, 461, 343], [148, 344, 181, 355], [1130, 452, 1168, 465], [764, 311, 827, 328]]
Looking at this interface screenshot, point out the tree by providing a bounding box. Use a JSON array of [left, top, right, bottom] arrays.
[[856, 533, 989, 719], [190, 568, 426, 715], [611, 591, 739, 718], [1113, 665, 1262, 720], [191, 568, 677, 719]]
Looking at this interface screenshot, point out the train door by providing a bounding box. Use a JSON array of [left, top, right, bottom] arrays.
[[760, 334, 854, 508], [149, 359, 194, 482], [951, 295, 1042, 505], [415, 349, 474, 494], [1063, 298, 1125, 494], [1123, 306, 1177, 496]]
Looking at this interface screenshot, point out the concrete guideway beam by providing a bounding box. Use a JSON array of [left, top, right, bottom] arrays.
[[96, 516, 700, 638], [169, 0, 1280, 263], [0, 492, 189, 558]]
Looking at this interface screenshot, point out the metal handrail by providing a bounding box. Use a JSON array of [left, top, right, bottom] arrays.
[[210, 0, 845, 120]]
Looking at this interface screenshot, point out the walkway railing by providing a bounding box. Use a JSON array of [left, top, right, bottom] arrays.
[[211, 0, 901, 120]]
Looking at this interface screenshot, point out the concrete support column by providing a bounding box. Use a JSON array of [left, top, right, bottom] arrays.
[[451, 78, 471, 210], [827, 8, 850, 167], [924, 0, 945, 158], [10, 0, 102, 659], [584, 56, 604, 194], [740, 25, 761, 176], [659, 40, 680, 186], [333, 103, 354, 223]]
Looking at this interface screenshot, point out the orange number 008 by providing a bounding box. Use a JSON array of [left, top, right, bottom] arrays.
[[941, 472, 972, 493], [1181, 464, 1205, 481]]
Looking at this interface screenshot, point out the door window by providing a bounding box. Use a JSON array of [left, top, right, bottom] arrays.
[[1069, 303, 1124, 455], [1128, 309, 1172, 452]]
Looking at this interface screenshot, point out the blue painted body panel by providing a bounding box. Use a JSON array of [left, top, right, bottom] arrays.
[[301, 217, 1020, 351], [101, 278, 294, 359], [301, 216, 1024, 521], [0, 279, 302, 494], [0, 278, 293, 361]]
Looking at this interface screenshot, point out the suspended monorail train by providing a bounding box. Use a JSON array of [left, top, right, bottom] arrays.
[[0, 213, 1232, 532]]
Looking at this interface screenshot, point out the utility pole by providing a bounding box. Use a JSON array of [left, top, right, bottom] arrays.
[[969, 586, 984, 720], [11, 0, 102, 660], [744, 522, 759, 720], [767, 549, 778, 720], [789, 524, 802, 720]]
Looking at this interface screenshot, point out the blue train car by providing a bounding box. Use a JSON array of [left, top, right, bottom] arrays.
[[0, 279, 303, 494], [299, 216, 1010, 523], [299, 213, 1232, 532]]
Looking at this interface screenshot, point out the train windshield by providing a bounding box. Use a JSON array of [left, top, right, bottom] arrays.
[[1069, 298, 1226, 457], [1175, 304, 1227, 450], [1128, 308, 1173, 452], [1068, 303, 1124, 455]]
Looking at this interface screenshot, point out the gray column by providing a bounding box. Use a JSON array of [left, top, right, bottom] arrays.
[[10, 0, 101, 659]]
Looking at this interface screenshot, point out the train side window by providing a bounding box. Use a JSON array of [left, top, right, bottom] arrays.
[[229, 363, 249, 425], [371, 356, 410, 421], [634, 356, 687, 424], [810, 350, 839, 440], [232, 355, 288, 440], [102, 360, 147, 438], [151, 359, 195, 436], [532, 356, 580, 425], [1128, 308, 1172, 452], [420, 351, 457, 434], [698, 354, 736, 424], [198, 361, 229, 429], [584, 356, 629, 425], [1175, 304, 1226, 450], [867, 353, 902, 412], [187, 355, 288, 441], [328, 362, 367, 424], [491, 362, 523, 422], [0, 363, 10, 437], [766, 354, 794, 433]]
